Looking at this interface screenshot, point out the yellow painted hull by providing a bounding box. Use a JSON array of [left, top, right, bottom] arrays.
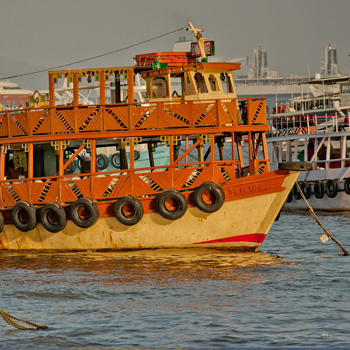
[[0, 172, 298, 251]]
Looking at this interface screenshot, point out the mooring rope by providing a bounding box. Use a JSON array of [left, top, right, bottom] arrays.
[[296, 182, 350, 256], [0, 309, 48, 330]]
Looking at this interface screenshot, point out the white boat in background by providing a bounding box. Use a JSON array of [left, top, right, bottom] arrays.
[[0, 80, 33, 109], [234, 43, 340, 98], [267, 76, 350, 211]]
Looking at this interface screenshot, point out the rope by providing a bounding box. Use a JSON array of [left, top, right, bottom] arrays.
[[295, 182, 350, 256], [0, 309, 48, 330], [0, 26, 186, 81]]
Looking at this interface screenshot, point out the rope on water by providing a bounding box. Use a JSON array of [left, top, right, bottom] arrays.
[[0, 309, 48, 330], [296, 182, 350, 256]]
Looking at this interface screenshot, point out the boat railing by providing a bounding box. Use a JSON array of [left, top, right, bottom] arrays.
[[272, 94, 341, 114], [0, 97, 266, 139], [268, 112, 349, 137], [269, 134, 350, 172], [0, 157, 269, 209]]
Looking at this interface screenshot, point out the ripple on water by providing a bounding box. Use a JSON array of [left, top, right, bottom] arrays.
[[1, 211, 350, 349]]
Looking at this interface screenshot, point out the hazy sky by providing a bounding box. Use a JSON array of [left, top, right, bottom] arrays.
[[1, 0, 350, 89]]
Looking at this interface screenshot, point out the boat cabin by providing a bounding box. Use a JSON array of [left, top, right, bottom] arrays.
[[134, 52, 239, 103], [0, 49, 269, 214]]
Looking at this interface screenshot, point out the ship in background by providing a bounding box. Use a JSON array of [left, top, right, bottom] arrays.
[[233, 43, 341, 98], [173, 38, 341, 98]]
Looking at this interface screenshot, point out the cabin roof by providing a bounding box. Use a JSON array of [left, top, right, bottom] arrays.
[[140, 62, 240, 79]]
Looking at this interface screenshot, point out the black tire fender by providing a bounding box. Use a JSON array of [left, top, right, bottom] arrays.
[[314, 181, 324, 199], [12, 201, 37, 232], [0, 211, 4, 232], [40, 202, 67, 233], [114, 196, 144, 226], [156, 189, 188, 220], [300, 183, 311, 199], [70, 197, 99, 228], [193, 182, 225, 213], [134, 150, 141, 161], [293, 183, 302, 200], [325, 180, 338, 198], [111, 152, 121, 168], [96, 154, 109, 170], [78, 155, 90, 170], [67, 161, 76, 174], [344, 178, 350, 195]]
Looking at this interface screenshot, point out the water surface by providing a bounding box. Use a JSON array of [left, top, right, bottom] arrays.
[[1, 211, 350, 349]]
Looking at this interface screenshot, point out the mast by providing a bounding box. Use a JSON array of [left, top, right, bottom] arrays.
[[187, 22, 208, 63]]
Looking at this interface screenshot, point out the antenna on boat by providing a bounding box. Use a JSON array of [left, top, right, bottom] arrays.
[[187, 22, 208, 62]]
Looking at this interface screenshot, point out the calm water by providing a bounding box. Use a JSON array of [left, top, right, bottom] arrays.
[[1, 211, 350, 349]]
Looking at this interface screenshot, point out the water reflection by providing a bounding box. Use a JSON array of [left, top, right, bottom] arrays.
[[0, 249, 286, 287]]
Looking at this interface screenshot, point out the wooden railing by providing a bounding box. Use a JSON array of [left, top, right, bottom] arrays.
[[0, 160, 246, 208], [0, 98, 266, 139]]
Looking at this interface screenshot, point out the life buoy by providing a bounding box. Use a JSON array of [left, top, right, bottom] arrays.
[[344, 178, 350, 195], [67, 161, 76, 174], [293, 184, 302, 200], [96, 154, 109, 170], [134, 150, 141, 161], [193, 182, 225, 213], [156, 189, 188, 220], [286, 191, 293, 203], [300, 183, 311, 199], [114, 196, 144, 226], [325, 180, 338, 198], [314, 181, 324, 199], [111, 152, 121, 168], [0, 211, 4, 232], [70, 197, 99, 228], [12, 201, 37, 232], [40, 202, 67, 233]]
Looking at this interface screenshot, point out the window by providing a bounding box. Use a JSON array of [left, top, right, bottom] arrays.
[[208, 74, 219, 92], [222, 73, 234, 93], [185, 73, 194, 95], [170, 75, 182, 98], [194, 73, 208, 93], [151, 77, 168, 98]]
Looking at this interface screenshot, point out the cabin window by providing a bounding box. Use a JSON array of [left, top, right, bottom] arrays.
[[185, 73, 195, 95], [194, 73, 208, 93], [151, 77, 168, 98], [4, 145, 28, 180], [208, 74, 219, 92], [222, 73, 234, 93], [170, 75, 182, 98]]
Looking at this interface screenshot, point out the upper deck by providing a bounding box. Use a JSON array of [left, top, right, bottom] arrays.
[[0, 58, 267, 144]]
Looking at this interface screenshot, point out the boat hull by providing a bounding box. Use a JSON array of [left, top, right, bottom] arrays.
[[0, 171, 299, 251], [284, 170, 350, 211]]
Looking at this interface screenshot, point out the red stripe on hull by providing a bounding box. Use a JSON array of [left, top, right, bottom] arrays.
[[195, 233, 267, 245]]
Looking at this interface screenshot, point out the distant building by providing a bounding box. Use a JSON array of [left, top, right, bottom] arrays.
[[247, 45, 277, 79], [320, 43, 340, 77]]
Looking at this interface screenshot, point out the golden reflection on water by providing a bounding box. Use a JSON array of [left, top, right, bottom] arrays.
[[0, 248, 287, 286]]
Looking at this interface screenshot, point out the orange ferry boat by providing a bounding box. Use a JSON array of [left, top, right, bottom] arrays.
[[0, 23, 304, 251]]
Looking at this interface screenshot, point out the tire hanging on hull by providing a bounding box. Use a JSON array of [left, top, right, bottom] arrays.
[[114, 196, 144, 226], [193, 182, 225, 213], [325, 180, 338, 198], [0, 211, 4, 232], [40, 202, 67, 233], [70, 198, 99, 228], [156, 189, 188, 220], [314, 181, 324, 199], [344, 178, 350, 195], [12, 201, 37, 232]]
